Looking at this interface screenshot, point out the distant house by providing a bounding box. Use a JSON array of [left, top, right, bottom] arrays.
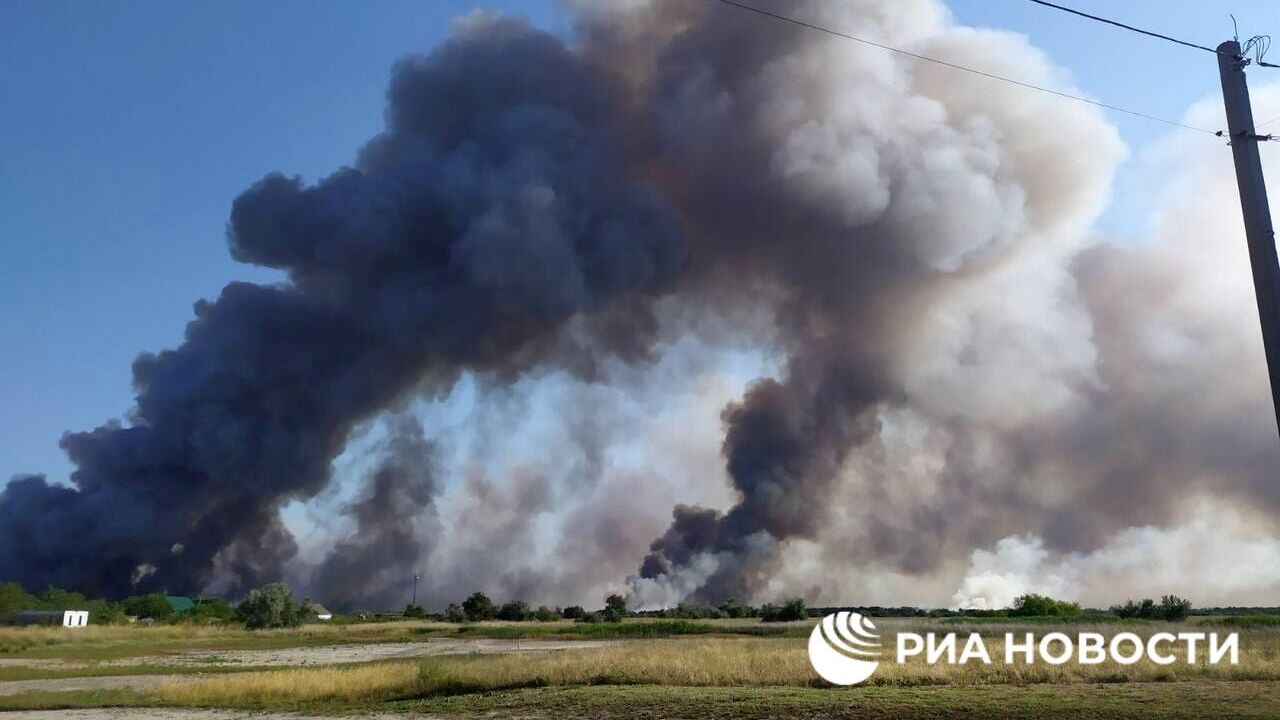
[[165, 596, 195, 615], [306, 603, 333, 621], [14, 610, 89, 628]]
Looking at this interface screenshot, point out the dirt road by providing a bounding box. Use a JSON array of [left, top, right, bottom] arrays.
[[0, 638, 609, 697]]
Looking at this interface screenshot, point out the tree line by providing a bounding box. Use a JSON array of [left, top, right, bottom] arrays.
[[0, 579, 1199, 630]]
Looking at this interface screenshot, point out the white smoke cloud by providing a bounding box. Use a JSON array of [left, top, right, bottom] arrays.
[[952, 500, 1280, 609]]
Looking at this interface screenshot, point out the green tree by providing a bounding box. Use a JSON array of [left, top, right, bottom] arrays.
[[1160, 595, 1193, 622], [461, 591, 496, 622], [444, 603, 465, 623], [0, 582, 35, 624], [121, 593, 175, 621], [533, 605, 558, 622], [237, 583, 304, 630], [561, 605, 585, 620], [1110, 598, 1159, 620], [404, 603, 428, 619], [1010, 593, 1081, 618], [760, 598, 807, 622], [718, 598, 753, 618], [497, 600, 530, 621], [602, 594, 628, 622], [36, 586, 87, 610], [188, 597, 236, 623]]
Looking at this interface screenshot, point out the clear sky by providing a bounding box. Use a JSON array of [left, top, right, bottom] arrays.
[[3, 0, 1279, 484]]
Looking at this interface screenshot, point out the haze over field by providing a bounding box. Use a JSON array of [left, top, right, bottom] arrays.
[[3, 0, 1280, 612]]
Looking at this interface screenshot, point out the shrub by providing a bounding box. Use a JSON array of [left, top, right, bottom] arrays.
[[718, 598, 754, 618], [0, 582, 35, 624], [120, 593, 176, 621], [761, 598, 807, 622], [1111, 598, 1159, 620], [497, 601, 530, 621], [602, 594, 628, 622], [186, 597, 236, 623], [533, 605, 558, 622], [404, 603, 428, 619], [444, 603, 465, 623], [1009, 593, 1081, 618], [238, 583, 305, 630], [462, 592, 496, 622], [1160, 595, 1193, 622], [561, 605, 586, 620]]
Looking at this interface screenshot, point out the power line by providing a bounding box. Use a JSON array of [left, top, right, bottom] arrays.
[[1022, 0, 1280, 69], [1259, 115, 1280, 129], [1020, 0, 1223, 56], [704, 0, 1218, 135]]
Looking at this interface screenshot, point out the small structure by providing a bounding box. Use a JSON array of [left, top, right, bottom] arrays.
[[306, 602, 333, 621], [14, 610, 89, 628], [165, 596, 195, 615]]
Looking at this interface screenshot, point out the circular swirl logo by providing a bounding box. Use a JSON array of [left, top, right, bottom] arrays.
[[807, 611, 881, 685]]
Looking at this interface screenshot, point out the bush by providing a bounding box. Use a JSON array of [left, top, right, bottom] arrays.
[[1108, 596, 1197, 622], [186, 597, 236, 623], [562, 605, 586, 620], [602, 594, 628, 622], [404, 603, 428, 619], [444, 603, 465, 623], [0, 583, 35, 624], [462, 592, 496, 622], [533, 605, 558, 622], [1009, 593, 1081, 618], [761, 598, 807, 622], [718, 598, 754, 618], [1160, 595, 1193, 622], [577, 611, 604, 624], [497, 600, 530, 621], [238, 583, 305, 630], [120, 593, 175, 621]]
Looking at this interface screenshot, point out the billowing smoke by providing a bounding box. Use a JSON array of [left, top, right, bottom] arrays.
[[4, 0, 1279, 608], [0, 12, 684, 598], [309, 415, 438, 610]]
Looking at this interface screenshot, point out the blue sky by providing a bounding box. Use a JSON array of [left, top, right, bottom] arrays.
[[2, 0, 1278, 484]]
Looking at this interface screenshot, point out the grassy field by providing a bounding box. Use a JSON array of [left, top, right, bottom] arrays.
[[2, 617, 1279, 718]]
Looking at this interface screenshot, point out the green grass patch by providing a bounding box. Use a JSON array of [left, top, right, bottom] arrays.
[[940, 614, 1130, 625], [453, 620, 790, 639], [1219, 615, 1280, 627]]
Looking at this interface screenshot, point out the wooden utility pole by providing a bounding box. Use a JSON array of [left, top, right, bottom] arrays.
[[1218, 40, 1280, 437]]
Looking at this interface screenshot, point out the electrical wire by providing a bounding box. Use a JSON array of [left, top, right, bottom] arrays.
[[1021, 0, 1224, 56], [704, 0, 1218, 135], [1023, 0, 1280, 69]]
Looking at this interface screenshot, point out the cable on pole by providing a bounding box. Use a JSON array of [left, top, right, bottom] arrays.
[[1022, 0, 1225, 56], [704, 0, 1219, 135], [1024, 0, 1280, 69]]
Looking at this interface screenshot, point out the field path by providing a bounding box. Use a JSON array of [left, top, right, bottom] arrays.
[[0, 711, 429, 719], [144, 638, 611, 667], [0, 639, 610, 696]]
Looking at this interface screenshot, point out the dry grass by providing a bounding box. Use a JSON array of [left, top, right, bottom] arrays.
[[151, 661, 423, 707], [0, 620, 443, 659], [139, 627, 1280, 708]]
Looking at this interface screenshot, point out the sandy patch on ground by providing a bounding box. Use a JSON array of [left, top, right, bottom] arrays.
[[1, 711, 427, 719], [0, 639, 609, 696], [131, 638, 612, 667], [0, 674, 180, 695]]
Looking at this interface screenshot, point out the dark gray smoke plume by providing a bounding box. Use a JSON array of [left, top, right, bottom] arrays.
[[0, 14, 683, 598], [5, 0, 1280, 608], [310, 415, 438, 610]]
